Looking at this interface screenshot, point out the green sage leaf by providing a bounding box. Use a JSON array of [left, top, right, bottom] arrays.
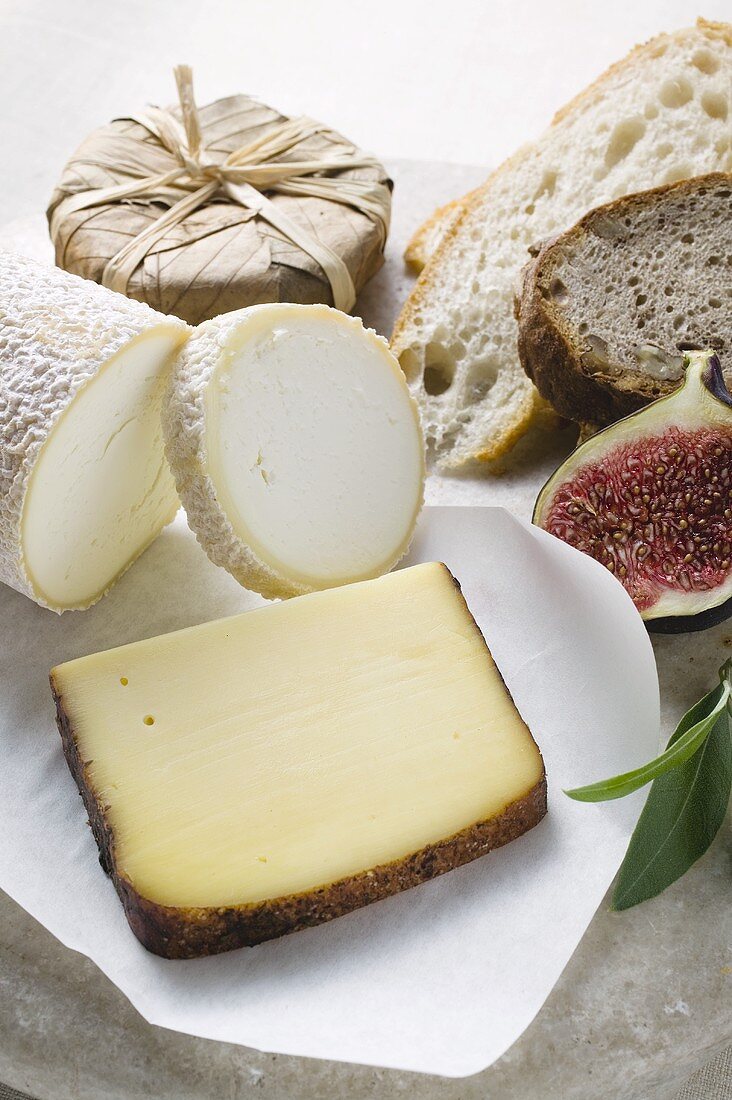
[[612, 704, 731, 910], [565, 680, 731, 802]]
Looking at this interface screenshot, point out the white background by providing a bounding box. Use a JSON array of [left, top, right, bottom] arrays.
[[1, 0, 729, 219]]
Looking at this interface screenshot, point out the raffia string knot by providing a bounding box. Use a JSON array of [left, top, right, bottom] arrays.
[[49, 66, 391, 312]]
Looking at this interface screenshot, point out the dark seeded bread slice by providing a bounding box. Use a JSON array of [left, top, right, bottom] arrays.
[[517, 173, 732, 426], [392, 21, 732, 471]]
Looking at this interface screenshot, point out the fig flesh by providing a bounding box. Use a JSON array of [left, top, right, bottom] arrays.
[[534, 351, 732, 633]]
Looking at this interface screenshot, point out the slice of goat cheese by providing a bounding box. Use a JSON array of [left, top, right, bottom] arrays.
[[164, 304, 425, 599], [0, 252, 189, 612]]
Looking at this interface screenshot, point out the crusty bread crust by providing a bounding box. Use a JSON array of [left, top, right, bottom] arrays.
[[517, 172, 732, 425], [392, 19, 732, 465], [518, 251, 648, 425], [393, 136, 534, 349], [393, 140, 557, 464], [474, 387, 559, 464], [405, 18, 732, 274], [404, 194, 471, 271], [551, 18, 732, 128]]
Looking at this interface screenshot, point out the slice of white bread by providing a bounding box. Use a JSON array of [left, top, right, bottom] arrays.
[[392, 19, 732, 471], [404, 194, 472, 272], [517, 173, 732, 427]]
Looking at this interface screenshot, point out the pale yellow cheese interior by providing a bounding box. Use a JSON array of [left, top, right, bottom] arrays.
[[52, 563, 543, 908]]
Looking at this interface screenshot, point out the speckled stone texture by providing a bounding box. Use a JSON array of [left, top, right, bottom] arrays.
[[0, 161, 729, 1098], [0, 792, 728, 1100]]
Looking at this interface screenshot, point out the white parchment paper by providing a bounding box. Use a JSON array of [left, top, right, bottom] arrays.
[[0, 506, 659, 1077]]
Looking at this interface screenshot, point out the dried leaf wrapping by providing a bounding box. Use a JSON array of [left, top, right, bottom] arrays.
[[47, 93, 392, 325]]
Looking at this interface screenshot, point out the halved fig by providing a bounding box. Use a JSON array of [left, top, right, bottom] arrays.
[[534, 351, 732, 633]]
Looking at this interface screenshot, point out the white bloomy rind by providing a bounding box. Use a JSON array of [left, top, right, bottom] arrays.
[[0, 252, 188, 612], [164, 304, 425, 600]]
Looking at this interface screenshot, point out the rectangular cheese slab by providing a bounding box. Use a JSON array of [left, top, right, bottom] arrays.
[[51, 562, 546, 958]]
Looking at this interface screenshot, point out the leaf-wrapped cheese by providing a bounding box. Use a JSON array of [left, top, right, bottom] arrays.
[[47, 73, 392, 326]]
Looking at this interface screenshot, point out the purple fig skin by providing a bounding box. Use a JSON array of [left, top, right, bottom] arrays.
[[534, 350, 732, 634], [646, 594, 732, 635], [702, 354, 732, 409], [654, 353, 732, 633]]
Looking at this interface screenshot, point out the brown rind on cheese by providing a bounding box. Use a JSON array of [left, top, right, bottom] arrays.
[[51, 596, 547, 959]]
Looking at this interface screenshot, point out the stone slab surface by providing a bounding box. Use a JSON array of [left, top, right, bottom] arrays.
[[0, 160, 729, 1099]]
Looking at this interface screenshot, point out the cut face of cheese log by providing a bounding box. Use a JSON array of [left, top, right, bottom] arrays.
[[0, 253, 188, 611], [163, 303, 424, 599], [51, 562, 546, 959]]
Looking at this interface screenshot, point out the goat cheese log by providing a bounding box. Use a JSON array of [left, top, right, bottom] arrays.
[[0, 253, 188, 612], [163, 303, 425, 599]]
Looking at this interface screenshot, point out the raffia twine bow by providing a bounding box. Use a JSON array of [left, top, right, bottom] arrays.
[[49, 66, 391, 312]]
